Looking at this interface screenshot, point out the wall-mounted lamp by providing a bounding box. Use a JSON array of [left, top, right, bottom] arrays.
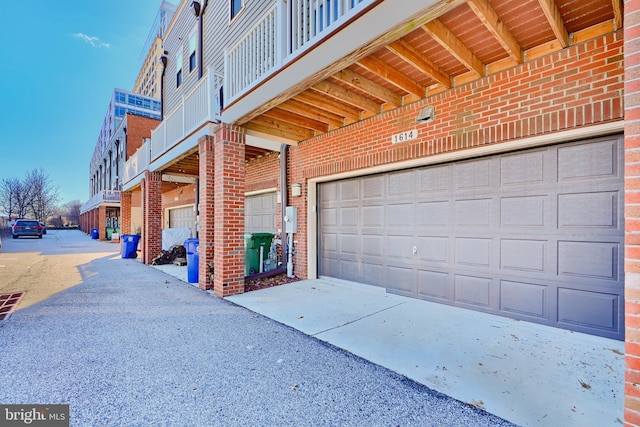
[[190, 1, 202, 17], [291, 183, 302, 197], [416, 105, 435, 123], [159, 54, 168, 68]]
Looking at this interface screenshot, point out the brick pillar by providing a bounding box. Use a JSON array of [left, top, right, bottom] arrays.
[[626, 0, 640, 424], [198, 135, 215, 291], [142, 171, 162, 264], [213, 124, 245, 297], [98, 205, 107, 240], [121, 191, 132, 235]]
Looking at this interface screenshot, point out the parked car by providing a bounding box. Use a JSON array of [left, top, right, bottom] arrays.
[[40, 222, 47, 234], [12, 219, 43, 239]]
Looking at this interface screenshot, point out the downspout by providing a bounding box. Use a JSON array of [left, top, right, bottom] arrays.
[[280, 144, 289, 272], [198, 0, 208, 80], [160, 53, 168, 120]]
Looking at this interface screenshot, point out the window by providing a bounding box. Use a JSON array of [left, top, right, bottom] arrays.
[[230, 0, 243, 20], [189, 33, 197, 73], [176, 52, 183, 87]]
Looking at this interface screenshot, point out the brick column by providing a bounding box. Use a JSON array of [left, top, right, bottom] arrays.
[[142, 170, 163, 264], [213, 124, 245, 297], [98, 205, 107, 240], [121, 191, 132, 235], [198, 135, 215, 291], [626, 0, 640, 424]]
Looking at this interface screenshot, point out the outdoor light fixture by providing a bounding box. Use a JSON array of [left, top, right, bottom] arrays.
[[190, 1, 202, 17], [416, 105, 435, 123], [159, 54, 168, 67], [291, 183, 302, 197]]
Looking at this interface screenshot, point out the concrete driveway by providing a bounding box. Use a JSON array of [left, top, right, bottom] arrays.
[[0, 230, 513, 426]]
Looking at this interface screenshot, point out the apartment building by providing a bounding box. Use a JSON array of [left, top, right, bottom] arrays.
[[79, 89, 161, 240], [116, 0, 640, 423]]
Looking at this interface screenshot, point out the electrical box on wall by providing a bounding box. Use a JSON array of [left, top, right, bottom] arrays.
[[284, 206, 297, 233]]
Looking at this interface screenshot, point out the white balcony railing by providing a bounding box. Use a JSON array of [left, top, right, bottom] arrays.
[[123, 140, 150, 184], [150, 69, 222, 162], [80, 190, 121, 214], [225, 0, 370, 102]]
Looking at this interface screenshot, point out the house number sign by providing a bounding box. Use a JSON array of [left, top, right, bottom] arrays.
[[391, 129, 418, 144]]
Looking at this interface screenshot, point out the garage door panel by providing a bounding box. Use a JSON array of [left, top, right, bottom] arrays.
[[318, 135, 624, 339], [558, 191, 619, 228], [455, 238, 491, 267], [454, 159, 492, 190], [557, 140, 618, 181], [500, 239, 545, 272], [340, 234, 359, 255], [557, 287, 619, 332], [500, 280, 547, 318], [340, 207, 359, 227], [363, 263, 385, 287], [500, 151, 546, 186], [454, 275, 492, 307], [557, 241, 618, 281], [500, 196, 546, 227]]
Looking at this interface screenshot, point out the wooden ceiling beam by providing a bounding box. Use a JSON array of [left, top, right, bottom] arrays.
[[357, 55, 427, 98], [278, 99, 345, 129], [294, 91, 362, 122], [422, 18, 485, 77], [245, 116, 315, 141], [612, 0, 623, 30], [311, 80, 382, 113], [386, 39, 452, 88], [262, 107, 330, 133], [331, 68, 403, 107], [466, 0, 523, 63], [536, 0, 569, 48]]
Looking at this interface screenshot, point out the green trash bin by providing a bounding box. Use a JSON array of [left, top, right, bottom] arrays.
[[244, 233, 274, 276]]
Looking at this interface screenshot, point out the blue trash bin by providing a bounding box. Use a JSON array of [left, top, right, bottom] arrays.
[[91, 228, 99, 239], [184, 238, 199, 283], [121, 234, 140, 259]]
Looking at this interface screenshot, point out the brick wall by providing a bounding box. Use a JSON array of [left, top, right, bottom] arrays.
[[625, 0, 640, 424], [125, 114, 160, 159], [142, 171, 163, 264], [121, 191, 132, 235], [198, 135, 215, 291], [264, 31, 624, 281]]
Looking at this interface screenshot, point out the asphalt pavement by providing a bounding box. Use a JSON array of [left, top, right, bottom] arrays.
[[0, 230, 515, 426]]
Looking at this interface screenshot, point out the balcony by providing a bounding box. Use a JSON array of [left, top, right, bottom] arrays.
[[123, 141, 150, 184], [225, 0, 370, 104], [80, 190, 121, 214]]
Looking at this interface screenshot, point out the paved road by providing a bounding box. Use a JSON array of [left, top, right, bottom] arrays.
[[0, 230, 514, 426]]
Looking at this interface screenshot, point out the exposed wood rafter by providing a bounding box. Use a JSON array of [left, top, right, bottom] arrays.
[[422, 18, 485, 77], [245, 116, 315, 141], [278, 99, 345, 129], [611, 0, 622, 30], [357, 55, 427, 98], [332, 68, 403, 107], [466, 0, 523, 63], [386, 39, 452, 88], [536, 0, 569, 47], [311, 80, 382, 113], [262, 108, 330, 133], [294, 91, 362, 123]]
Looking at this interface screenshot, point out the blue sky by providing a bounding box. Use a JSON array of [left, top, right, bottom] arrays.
[[0, 0, 166, 205]]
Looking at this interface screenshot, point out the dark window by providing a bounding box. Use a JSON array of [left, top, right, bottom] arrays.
[[231, 0, 243, 20], [177, 69, 183, 87], [189, 51, 196, 72]]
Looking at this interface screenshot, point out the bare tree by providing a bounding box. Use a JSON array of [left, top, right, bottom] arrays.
[[62, 200, 81, 225], [0, 169, 60, 222]]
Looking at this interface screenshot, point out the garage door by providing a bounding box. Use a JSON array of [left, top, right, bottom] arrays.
[[169, 206, 196, 235], [319, 136, 624, 339], [245, 192, 277, 233]]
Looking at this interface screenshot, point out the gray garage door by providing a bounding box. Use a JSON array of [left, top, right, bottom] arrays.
[[319, 136, 624, 339], [245, 192, 277, 233], [169, 206, 196, 236]]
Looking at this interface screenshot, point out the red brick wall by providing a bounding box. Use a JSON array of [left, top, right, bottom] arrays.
[[125, 114, 160, 159], [198, 135, 215, 291], [626, 0, 640, 424], [142, 171, 163, 264], [271, 31, 624, 281], [121, 191, 132, 235]]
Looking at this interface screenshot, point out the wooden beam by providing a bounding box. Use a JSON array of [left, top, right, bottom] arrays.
[[262, 107, 330, 133], [422, 19, 485, 77], [612, 0, 622, 30], [466, 0, 523, 63], [536, 0, 569, 48], [332, 69, 403, 107], [386, 39, 452, 88], [311, 80, 382, 113], [294, 91, 362, 123], [245, 116, 315, 141], [278, 99, 345, 129], [357, 55, 427, 98]]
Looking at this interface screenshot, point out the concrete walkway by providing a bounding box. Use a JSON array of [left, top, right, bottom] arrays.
[[223, 278, 624, 427]]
